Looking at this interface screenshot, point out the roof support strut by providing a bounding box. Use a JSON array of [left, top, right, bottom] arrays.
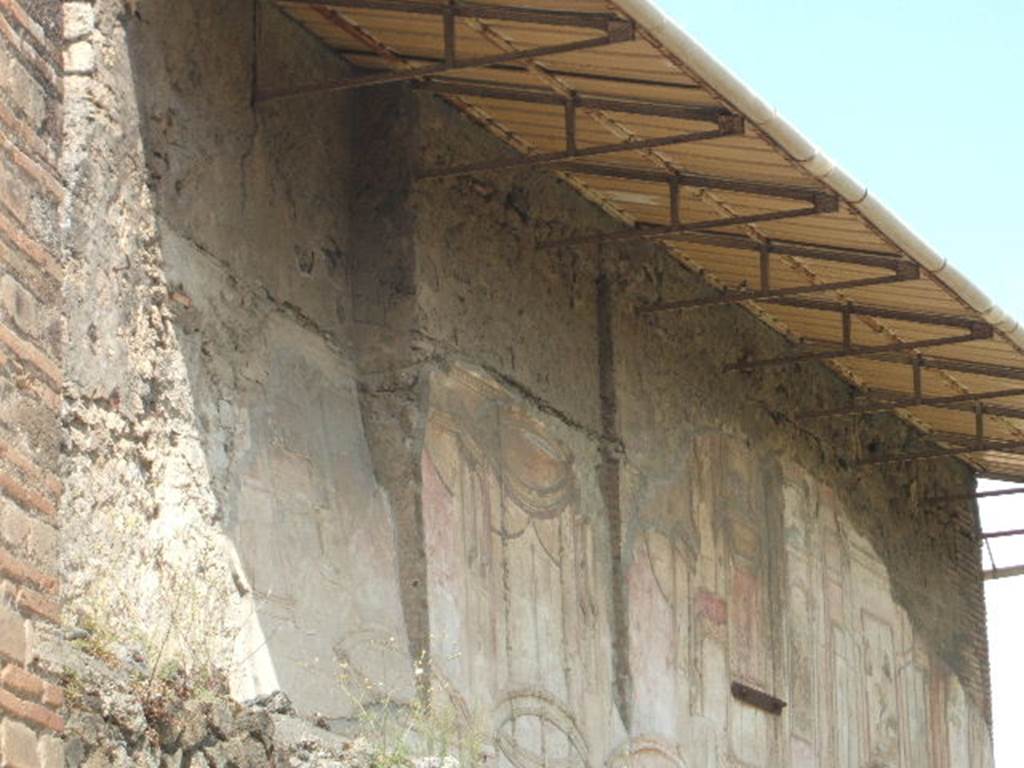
[[258, 3, 634, 101], [859, 438, 1024, 466], [858, 393, 1023, 465], [417, 79, 730, 122], [639, 257, 920, 313], [419, 117, 743, 179], [985, 565, 1024, 581], [538, 195, 837, 250], [725, 301, 993, 372], [804, 387, 1024, 420], [931, 486, 1024, 503], [281, 0, 626, 30]]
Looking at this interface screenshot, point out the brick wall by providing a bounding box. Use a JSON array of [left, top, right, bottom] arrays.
[[0, 0, 63, 765]]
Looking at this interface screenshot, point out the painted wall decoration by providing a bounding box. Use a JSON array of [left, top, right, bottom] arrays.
[[410, 364, 992, 768]]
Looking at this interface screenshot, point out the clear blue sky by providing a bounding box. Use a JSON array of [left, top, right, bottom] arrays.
[[656, 2, 1023, 765], [661, 0, 1024, 323]]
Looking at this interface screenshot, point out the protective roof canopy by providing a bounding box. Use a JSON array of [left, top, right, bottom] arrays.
[[270, 0, 1024, 482]]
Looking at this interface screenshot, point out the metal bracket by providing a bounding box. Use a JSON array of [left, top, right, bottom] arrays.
[[417, 79, 732, 122], [985, 564, 1024, 581], [257, 3, 634, 102], [858, 437, 1024, 466], [638, 259, 919, 313], [419, 118, 742, 179], [802, 386, 1024, 420], [539, 199, 833, 251], [725, 302, 993, 372], [928, 486, 1024, 504]]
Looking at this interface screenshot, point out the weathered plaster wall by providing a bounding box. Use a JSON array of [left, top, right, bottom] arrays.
[[61, 0, 410, 722], [58, 1, 993, 767]]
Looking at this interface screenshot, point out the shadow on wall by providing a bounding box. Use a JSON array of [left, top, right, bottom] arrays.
[[62, 0, 414, 722]]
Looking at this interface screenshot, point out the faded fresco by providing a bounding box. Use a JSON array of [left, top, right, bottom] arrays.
[[416, 365, 992, 768], [421, 365, 623, 768]]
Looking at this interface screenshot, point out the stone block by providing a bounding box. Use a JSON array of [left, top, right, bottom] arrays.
[[36, 734, 62, 768], [0, 604, 26, 663], [63, 3, 95, 41], [62, 41, 94, 75], [0, 716, 37, 768]]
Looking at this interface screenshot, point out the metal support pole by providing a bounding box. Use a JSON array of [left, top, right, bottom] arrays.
[[912, 355, 923, 403], [443, 3, 456, 68], [564, 98, 577, 155], [975, 402, 986, 447], [669, 177, 680, 227]]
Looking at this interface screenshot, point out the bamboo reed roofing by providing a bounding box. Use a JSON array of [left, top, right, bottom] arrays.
[[271, 0, 1024, 482]]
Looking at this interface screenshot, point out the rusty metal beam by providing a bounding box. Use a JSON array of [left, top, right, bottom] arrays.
[[848, 352, 1024, 384], [256, 20, 633, 101], [726, 326, 992, 373], [985, 564, 1024, 581], [758, 297, 990, 331], [552, 162, 828, 204], [724, 298, 996, 372], [417, 79, 730, 122], [900, 393, 1024, 421], [982, 528, 1024, 540], [640, 274, 911, 313], [538, 198, 835, 251], [340, 52, 705, 93], [666, 232, 910, 271], [419, 121, 741, 179], [282, 0, 624, 30], [639, 264, 919, 313], [858, 438, 1024, 466], [804, 387, 1024, 419], [940, 486, 1024, 502]]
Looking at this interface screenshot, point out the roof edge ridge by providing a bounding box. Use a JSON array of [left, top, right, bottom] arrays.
[[613, 0, 1023, 347]]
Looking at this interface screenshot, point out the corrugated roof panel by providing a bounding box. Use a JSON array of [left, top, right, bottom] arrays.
[[274, 0, 1024, 480]]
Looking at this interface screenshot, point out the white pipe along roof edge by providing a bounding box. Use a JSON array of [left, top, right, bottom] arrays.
[[614, 0, 1024, 350]]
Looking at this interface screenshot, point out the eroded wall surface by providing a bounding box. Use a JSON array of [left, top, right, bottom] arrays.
[[58, 1, 994, 766]]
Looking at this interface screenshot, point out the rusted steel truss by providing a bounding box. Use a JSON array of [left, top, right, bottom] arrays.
[[859, 438, 1024, 466], [726, 300, 993, 372], [259, 2, 634, 101], [283, 0, 625, 29], [982, 527, 1024, 540], [418, 79, 729, 122], [640, 250, 919, 313], [931, 486, 1024, 503], [420, 119, 743, 179], [417, 81, 744, 178], [532, 163, 838, 250], [857, 396, 1024, 465], [985, 564, 1024, 581], [804, 387, 1024, 420]]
